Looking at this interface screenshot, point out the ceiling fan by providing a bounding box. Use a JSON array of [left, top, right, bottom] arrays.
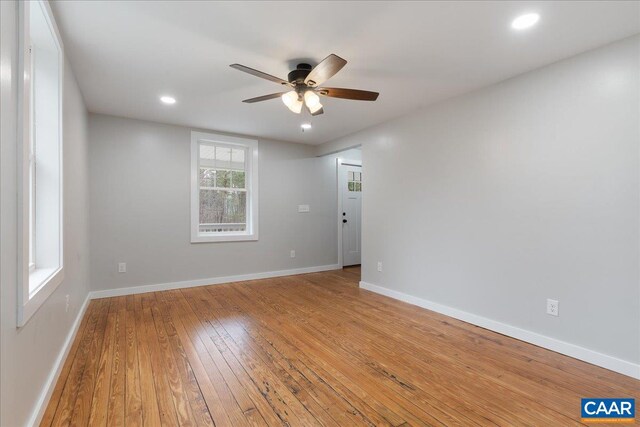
[[230, 54, 379, 116]]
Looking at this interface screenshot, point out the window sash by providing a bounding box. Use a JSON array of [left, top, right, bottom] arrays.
[[17, 0, 65, 327]]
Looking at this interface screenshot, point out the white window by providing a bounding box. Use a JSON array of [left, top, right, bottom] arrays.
[[348, 171, 362, 192], [17, 0, 64, 326], [191, 132, 259, 242]]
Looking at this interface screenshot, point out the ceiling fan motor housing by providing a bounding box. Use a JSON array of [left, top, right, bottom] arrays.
[[287, 63, 313, 85]]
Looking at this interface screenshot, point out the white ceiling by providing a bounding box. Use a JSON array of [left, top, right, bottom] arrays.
[[52, 1, 640, 145]]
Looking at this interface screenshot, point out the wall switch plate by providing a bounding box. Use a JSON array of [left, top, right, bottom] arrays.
[[118, 262, 127, 273], [290, 250, 296, 258], [65, 294, 70, 313], [298, 204, 310, 213], [377, 261, 383, 272], [546, 299, 559, 316]]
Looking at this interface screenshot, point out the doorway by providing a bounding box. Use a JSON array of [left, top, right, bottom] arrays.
[[338, 159, 362, 267]]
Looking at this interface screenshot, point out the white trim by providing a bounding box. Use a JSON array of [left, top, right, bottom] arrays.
[[28, 293, 91, 427], [190, 131, 259, 243], [359, 280, 640, 380], [90, 264, 341, 299]]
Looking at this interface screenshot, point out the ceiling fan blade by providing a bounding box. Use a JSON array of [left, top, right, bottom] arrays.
[[242, 93, 286, 103], [304, 54, 347, 87], [318, 87, 379, 101], [230, 64, 291, 86]]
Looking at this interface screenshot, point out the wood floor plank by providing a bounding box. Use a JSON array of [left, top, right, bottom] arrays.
[[42, 267, 640, 426], [106, 296, 126, 427], [124, 302, 143, 427], [157, 291, 282, 427], [133, 294, 163, 427], [158, 290, 234, 427], [185, 286, 337, 427], [193, 285, 386, 427], [87, 299, 118, 427], [204, 285, 401, 427], [176, 288, 297, 427], [68, 299, 111, 427], [149, 299, 197, 427], [154, 292, 216, 427], [40, 300, 98, 427]]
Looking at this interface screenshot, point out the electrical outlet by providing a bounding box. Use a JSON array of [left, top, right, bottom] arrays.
[[65, 295, 70, 313], [377, 261, 383, 272], [290, 250, 296, 258], [546, 299, 559, 316], [118, 262, 127, 273], [298, 204, 310, 213]]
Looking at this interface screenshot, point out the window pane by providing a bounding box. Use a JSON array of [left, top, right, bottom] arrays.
[[348, 171, 354, 181], [231, 171, 245, 189], [231, 148, 245, 170], [199, 168, 215, 187], [355, 182, 361, 192], [199, 190, 246, 229], [216, 170, 231, 188], [348, 182, 355, 191], [215, 146, 231, 169], [199, 144, 215, 160]]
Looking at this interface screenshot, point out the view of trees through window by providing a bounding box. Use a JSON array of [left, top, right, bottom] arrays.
[[198, 144, 247, 231]]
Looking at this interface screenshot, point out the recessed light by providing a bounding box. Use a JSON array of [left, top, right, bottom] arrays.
[[511, 13, 540, 30], [301, 123, 312, 130], [160, 96, 176, 104]]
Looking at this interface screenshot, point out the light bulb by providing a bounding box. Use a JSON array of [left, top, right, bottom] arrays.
[[281, 91, 303, 114], [309, 102, 323, 114], [304, 90, 321, 109]]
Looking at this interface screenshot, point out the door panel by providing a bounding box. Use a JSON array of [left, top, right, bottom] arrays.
[[341, 164, 362, 266]]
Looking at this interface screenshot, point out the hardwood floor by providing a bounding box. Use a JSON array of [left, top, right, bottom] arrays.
[[42, 266, 638, 426]]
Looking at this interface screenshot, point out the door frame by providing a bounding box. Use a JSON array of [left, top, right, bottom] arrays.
[[336, 158, 362, 268]]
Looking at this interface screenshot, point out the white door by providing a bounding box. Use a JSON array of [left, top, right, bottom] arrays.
[[340, 163, 362, 266]]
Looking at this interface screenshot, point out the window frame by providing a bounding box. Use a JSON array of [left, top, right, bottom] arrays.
[[190, 131, 259, 243], [17, 0, 65, 327]]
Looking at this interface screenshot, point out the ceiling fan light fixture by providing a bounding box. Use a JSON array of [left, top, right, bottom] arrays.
[[281, 90, 303, 114], [304, 90, 321, 108], [231, 54, 380, 115], [309, 102, 323, 114]]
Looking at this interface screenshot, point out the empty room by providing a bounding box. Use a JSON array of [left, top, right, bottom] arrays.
[[1, 1, 639, 426]]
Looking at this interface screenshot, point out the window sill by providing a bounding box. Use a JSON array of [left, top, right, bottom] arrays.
[[191, 232, 259, 243], [29, 267, 59, 295], [18, 267, 64, 327]]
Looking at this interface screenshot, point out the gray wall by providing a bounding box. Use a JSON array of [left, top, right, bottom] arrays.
[[0, 2, 91, 425], [89, 114, 337, 291], [319, 35, 640, 364]]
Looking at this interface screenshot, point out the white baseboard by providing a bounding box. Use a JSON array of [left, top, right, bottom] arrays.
[[90, 264, 341, 299], [359, 281, 640, 380], [28, 293, 91, 427]]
